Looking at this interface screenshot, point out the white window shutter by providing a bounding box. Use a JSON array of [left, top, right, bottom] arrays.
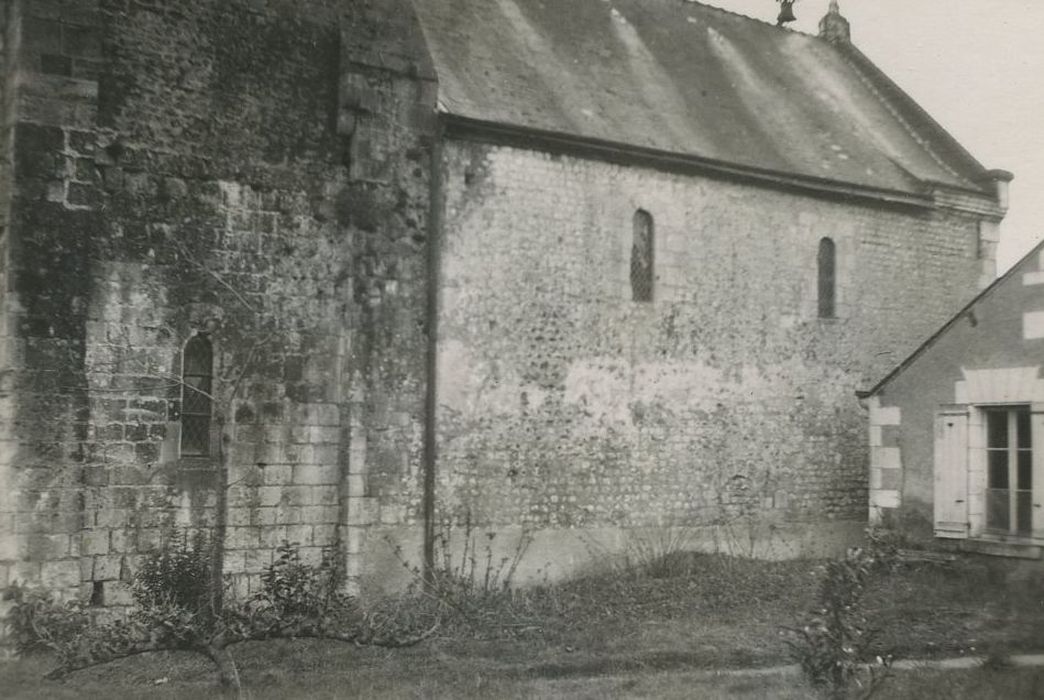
[[934, 407, 969, 539]]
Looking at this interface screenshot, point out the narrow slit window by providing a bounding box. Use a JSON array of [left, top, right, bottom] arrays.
[[631, 209, 654, 302], [181, 334, 213, 456], [817, 237, 836, 318]]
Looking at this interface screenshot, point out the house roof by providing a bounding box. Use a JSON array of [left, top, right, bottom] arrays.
[[411, 0, 993, 198], [859, 238, 1044, 399]]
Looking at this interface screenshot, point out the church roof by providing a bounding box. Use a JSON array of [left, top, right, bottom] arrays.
[[411, 0, 993, 198]]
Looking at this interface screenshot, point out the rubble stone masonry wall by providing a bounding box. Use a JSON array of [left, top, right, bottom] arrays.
[[434, 139, 990, 568], [0, 0, 433, 608]]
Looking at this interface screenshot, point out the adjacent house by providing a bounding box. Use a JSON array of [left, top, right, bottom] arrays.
[[861, 241, 1044, 557], [0, 0, 1011, 606]]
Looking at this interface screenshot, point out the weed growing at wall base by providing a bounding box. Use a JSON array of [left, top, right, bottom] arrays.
[[389, 515, 538, 639], [4, 539, 438, 692]]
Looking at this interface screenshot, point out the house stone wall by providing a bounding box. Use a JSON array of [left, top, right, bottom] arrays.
[[871, 247, 1044, 540], [0, 0, 434, 608], [433, 139, 992, 576]]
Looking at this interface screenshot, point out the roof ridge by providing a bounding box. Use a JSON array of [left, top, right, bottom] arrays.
[[669, 0, 817, 38], [860, 238, 1044, 398]]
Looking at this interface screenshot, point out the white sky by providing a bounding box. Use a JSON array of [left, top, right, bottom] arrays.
[[705, 0, 1044, 272]]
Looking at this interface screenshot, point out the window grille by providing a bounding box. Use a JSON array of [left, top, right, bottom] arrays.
[[631, 209, 654, 302], [181, 334, 213, 456], [817, 237, 836, 318]]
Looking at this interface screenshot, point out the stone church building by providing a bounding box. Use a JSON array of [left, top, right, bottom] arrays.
[[0, 0, 1010, 604]]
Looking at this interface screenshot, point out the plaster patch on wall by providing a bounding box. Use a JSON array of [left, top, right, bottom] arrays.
[[437, 338, 546, 419]]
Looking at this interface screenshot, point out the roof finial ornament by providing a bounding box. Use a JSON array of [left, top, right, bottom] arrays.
[[776, 0, 797, 27], [819, 0, 850, 43]]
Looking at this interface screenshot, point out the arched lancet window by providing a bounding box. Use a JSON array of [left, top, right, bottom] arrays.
[[181, 334, 213, 456], [631, 209, 654, 302], [817, 237, 836, 318]]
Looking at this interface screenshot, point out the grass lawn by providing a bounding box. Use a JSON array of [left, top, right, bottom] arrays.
[[3, 552, 1044, 698]]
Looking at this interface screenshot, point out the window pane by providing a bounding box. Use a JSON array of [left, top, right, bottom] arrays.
[[631, 210, 653, 302], [988, 450, 1009, 488], [181, 334, 213, 456], [183, 336, 213, 375], [182, 415, 210, 455], [987, 488, 1010, 531], [1018, 408, 1032, 449], [987, 411, 1008, 449], [183, 376, 212, 415], [1018, 449, 1033, 491], [817, 238, 836, 318], [1017, 490, 1033, 534]]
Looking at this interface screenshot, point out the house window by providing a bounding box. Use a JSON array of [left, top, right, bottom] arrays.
[[817, 237, 836, 318], [181, 334, 213, 456], [631, 210, 654, 302], [985, 406, 1032, 535]]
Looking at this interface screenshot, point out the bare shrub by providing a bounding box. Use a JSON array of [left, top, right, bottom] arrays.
[[784, 529, 897, 699]]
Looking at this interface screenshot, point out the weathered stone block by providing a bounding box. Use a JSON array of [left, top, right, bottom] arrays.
[[880, 468, 901, 491], [344, 526, 365, 555], [229, 574, 251, 601], [380, 504, 406, 525], [92, 555, 123, 581], [82, 529, 109, 555], [313, 488, 339, 507], [312, 524, 337, 545], [257, 486, 282, 508], [101, 581, 134, 607], [79, 557, 94, 582], [255, 507, 280, 526], [292, 464, 322, 485], [9, 561, 43, 586], [286, 525, 313, 546], [223, 550, 246, 575], [345, 474, 366, 496], [346, 497, 379, 526], [40, 560, 80, 589], [262, 465, 292, 485], [297, 547, 324, 567], [227, 527, 260, 550], [281, 486, 312, 507], [260, 525, 289, 548], [244, 548, 272, 574]]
